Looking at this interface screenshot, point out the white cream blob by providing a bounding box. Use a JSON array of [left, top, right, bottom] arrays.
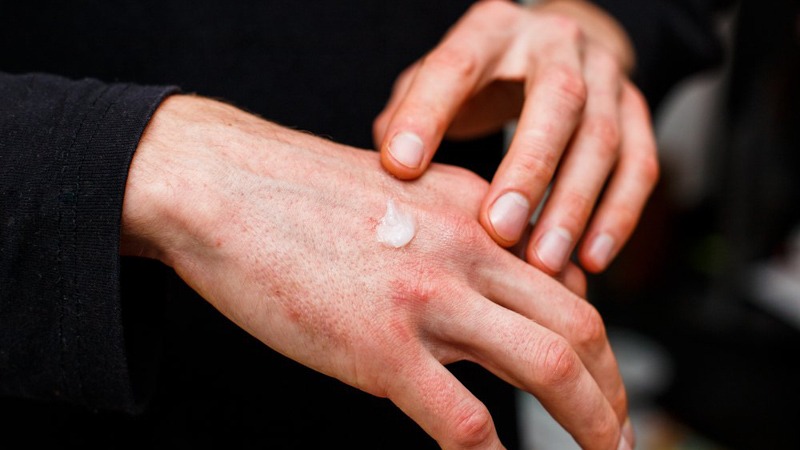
[[376, 197, 416, 248]]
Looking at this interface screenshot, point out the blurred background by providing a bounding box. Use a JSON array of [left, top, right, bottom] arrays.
[[519, 1, 800, 448]]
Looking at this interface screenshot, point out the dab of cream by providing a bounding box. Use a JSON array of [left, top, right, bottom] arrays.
[[377, 197, 416, 248]]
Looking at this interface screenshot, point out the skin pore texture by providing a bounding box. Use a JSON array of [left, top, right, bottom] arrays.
[[121, 95, 632, 450], [377, 197, 417, 248]]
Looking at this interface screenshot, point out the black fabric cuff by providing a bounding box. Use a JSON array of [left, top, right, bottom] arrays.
[[0, 72, 177, 412]]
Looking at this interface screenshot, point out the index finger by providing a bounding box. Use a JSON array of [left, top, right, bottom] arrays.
[[377, 2, 515, 180], [480, 46, 587, 249]]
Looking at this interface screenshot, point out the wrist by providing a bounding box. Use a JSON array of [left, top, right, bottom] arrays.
[[120, 95, 246, 267]]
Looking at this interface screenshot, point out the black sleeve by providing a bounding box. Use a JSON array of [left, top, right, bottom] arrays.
[[0, 72, 177, 412], [593, 0, 733, 109]]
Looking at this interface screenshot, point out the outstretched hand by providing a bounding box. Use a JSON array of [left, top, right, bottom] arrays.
[[374, 0, 658, 277], [122, 95, 632, 449]]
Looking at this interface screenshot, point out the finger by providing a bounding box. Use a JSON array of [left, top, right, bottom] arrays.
[[388, 350, 504, 449], [480, 35, 587, 249], [378, 3, 515, 180], [558, 262, 587, 297], [436, 292, 626, 450], [578, 82, 659, 273], [525, 49, 622, 275], [373, 63, 420, 147], [506, 226, 586, 297], [479, 256, 628, 426]]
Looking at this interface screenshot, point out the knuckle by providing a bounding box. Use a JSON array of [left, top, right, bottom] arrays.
[[543, 65, 587, 110], [638, 153, 661, 185], [509, 146, 559, 187], [584, 116, 621, 153], [568, 302, 608, 354], [535, 336, 582, 388], [558, 190, 595, 228], [612, 204, 640, 236], [589, 413, 621, 448], [470, 0, 515, 18], [593, 49, 622, 74], [610, 383, 629, 419], [551, 16, 583, 43], [424, 44, 478, 81], [388, 262, 443, 309], [444, 211, 492, 250], [625, 82, 651, 115], [449, 403, 495, 448]]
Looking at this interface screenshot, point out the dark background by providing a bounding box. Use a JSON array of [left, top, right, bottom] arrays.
[[592, 1, 800, 448]]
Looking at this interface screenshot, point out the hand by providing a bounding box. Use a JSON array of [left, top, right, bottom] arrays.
[[121, 95, 632, 449], [374, 0, 659, 276]]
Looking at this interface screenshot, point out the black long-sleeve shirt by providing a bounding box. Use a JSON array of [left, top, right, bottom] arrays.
[[0, 1, 726, 448], [0, 71, 176, 412]]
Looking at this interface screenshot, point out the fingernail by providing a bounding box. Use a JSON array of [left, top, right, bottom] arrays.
[[489, 191, 530, 242], [617, 436, 632, 450], [622, 418, 636, 448], [588, 233, 615, 268], [388, 131, 424, 169], [534, 227, 573, 272]]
